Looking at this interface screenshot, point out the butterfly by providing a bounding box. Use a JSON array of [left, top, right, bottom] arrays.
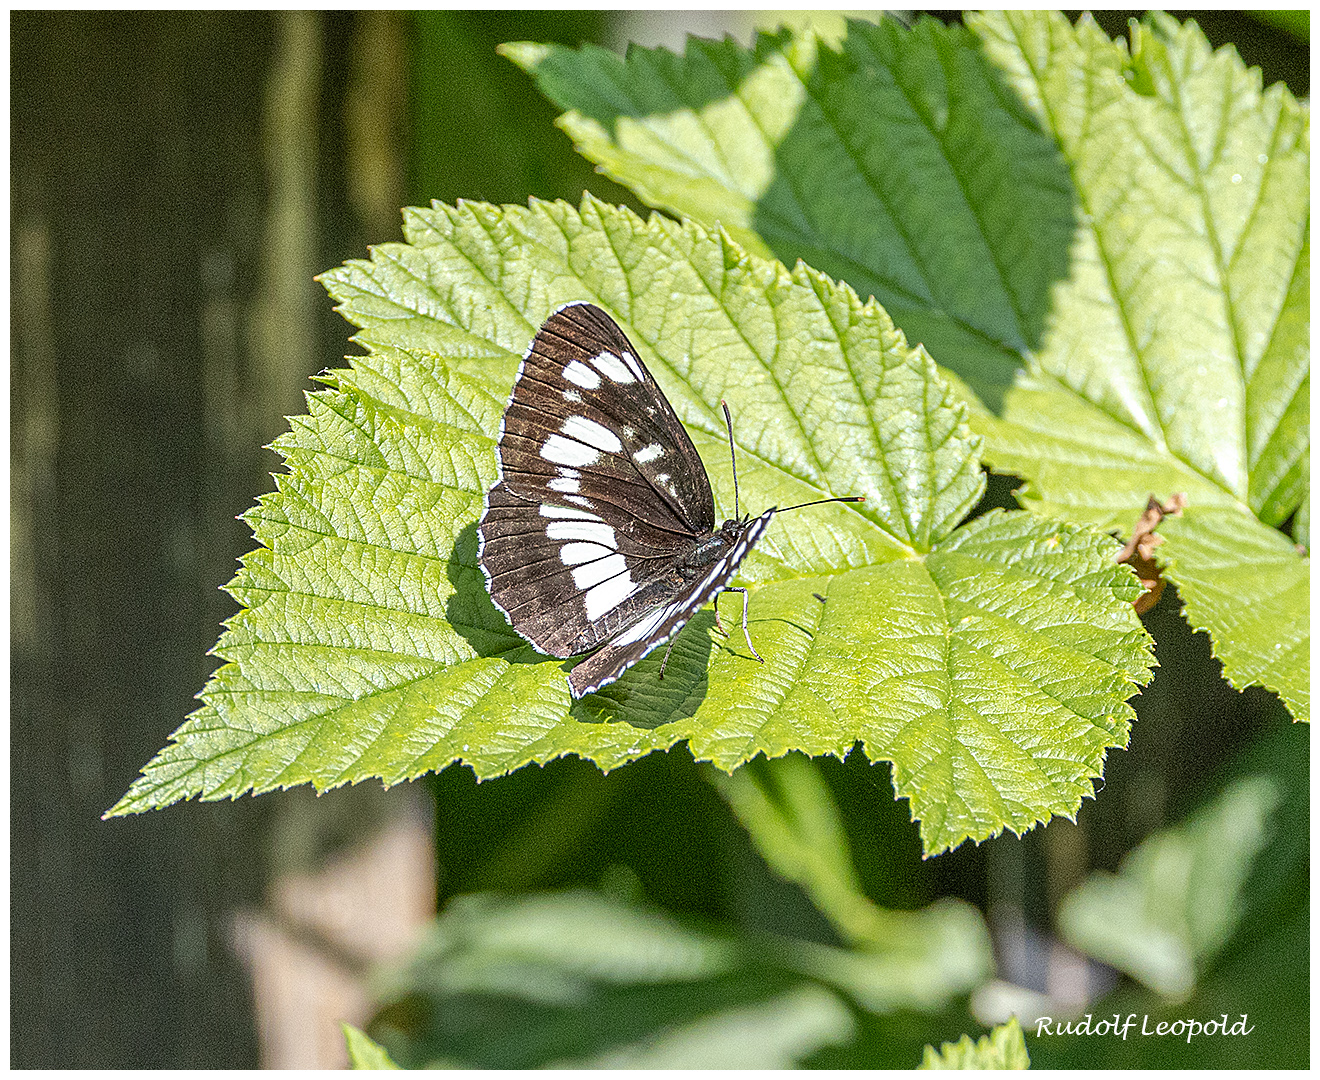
[[477, 302, 860, 698]]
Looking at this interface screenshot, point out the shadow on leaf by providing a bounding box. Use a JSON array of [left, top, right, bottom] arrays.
[[448, 519, 719, 722], [750, 19, 1077, 413], [445, 520, 542, 664], [571, 612, 717, 728]]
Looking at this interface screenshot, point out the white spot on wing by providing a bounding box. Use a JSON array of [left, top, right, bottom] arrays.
[[613, 601, 682, 646], [632, 442, 663, 464], [563, 360, 600, 389], [620, 351, 645, 380], [585, 572, 636, 620], [572, 552, 629, 590], [589, 350, 636, 384], [541, 434, 599, 467], [539, 504, 601, 520], [547, 520, 617, 547], [696, 550, 741, 598], [548, 476, 580, 493], [561, 415, 623, 454], [560, 541, 614, 565]]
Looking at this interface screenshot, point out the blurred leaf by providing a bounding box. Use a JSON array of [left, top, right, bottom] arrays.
[[108, 196, 1152, 856], [343, 1023, 401, 1069], [408, 12, 636, 210], [1028, 716, 1307, 1069], [1247, 9, 1309, 40], [920, 1016, 1030, 1069], [1059, 774, 1282, 999], [369, 888, 990, 1068], [715, 754, 994, 1012], [368, 891, 852, 1067], [717, 752, 896, 947], [508, 13, 1309, 722]]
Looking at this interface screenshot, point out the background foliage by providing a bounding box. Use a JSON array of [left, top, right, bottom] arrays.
[[11, 10, 1306, 1069]]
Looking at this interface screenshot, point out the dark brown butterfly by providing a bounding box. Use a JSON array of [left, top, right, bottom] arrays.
[[477, 302, 860, 697]]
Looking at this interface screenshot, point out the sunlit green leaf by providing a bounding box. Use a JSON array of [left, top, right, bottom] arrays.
[[970, 11, 1309, 721], [500, 19, 1073, 411], [108, 197, 1151, 855], [508, 12, 1308, 722]]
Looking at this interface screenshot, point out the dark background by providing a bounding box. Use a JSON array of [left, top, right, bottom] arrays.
[[11, 10, 1307, 1067]]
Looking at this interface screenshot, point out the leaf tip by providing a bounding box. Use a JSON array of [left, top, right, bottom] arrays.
[[496, 40, 549, 73]]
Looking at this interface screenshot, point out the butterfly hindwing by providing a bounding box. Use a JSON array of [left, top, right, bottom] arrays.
[[479, 480, 697, 658], [567, 509, 774, 697]]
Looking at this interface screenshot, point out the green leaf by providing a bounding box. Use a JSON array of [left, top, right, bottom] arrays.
[[1028, 717, 1307, 1068], [920, 1017, 1030, 1070], [968, 11, 1309, 721], [343, 1023, 401, 1070], [107, 196, 1151, 855], [1247, 9, 1309, 40], [500, 20, 1075, 410], [1155, 507, 1308, 721], [1058, 774, 1282, 1000], [507, 13, 1308, 722], [367, 889, 984, 1068], [717, 752, 902, 949], [369, 891, 855, 1068], [714, 754, 994, 1011]]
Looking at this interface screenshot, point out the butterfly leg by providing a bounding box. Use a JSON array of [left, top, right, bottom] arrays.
[[722, 587, 764, 664], [711, 593, 729, 637], [657, 637, 678, 680]]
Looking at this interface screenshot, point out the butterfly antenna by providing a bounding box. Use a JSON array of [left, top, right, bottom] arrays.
[[721, 400, 863, 517], [778, 495, 866, 513], [721, 400, 740, 519]]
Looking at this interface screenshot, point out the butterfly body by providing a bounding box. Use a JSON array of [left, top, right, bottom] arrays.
[[477, 302, 825, 698]]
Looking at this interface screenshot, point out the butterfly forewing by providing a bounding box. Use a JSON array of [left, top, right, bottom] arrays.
[[478, 301, 769, 696], [500, 302, 714, 538]]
